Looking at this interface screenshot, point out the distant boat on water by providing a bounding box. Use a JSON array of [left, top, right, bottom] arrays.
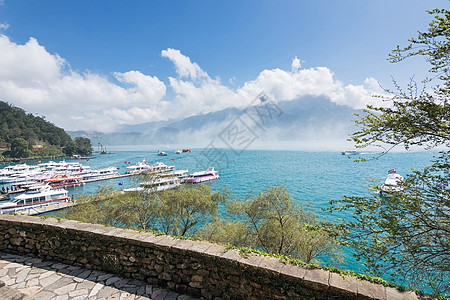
[[70, 154, 96, 160], [97, 143, 114, 154], [341, 150, 360, 155], [380, 168, 404, 194]]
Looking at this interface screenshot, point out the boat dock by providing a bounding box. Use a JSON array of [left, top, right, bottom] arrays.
[[0, 200, 76, 216], [0, 174, 137, 216], [82, 173, 133, 183]]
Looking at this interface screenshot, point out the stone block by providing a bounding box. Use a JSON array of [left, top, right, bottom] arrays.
[[142, 234, 159, 244], [356, 279, 386, 300], [10, 237, 22, 246], [189, 281, 204, 289], [279, 262, 306, 280], [56, 219, 80, 230], [258, 256, 284, 273], [328, 272, 358, 296], [158, 272, 172, 281], [239, 253, 265, 268], [220, 249, 241, 262], [191, 275, 203, 282], [151, 235, 177, 249], [303, 267, 330, 291], [385, 287, 419, 300], [170, 239, 196, 254], [202, 243, 225, 258], [185, 240, 214, 254]]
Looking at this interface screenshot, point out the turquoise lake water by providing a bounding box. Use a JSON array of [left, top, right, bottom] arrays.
[[0, 149, 439, 283]]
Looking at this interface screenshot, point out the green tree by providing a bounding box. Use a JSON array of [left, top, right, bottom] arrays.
[[329, 8, 450, 296], [125, 191, 161, 230], [65, 186, 126, 226], [74, 137, 92, 155], [66, 182, 225, 236], [202, 186, 338, 264], [11, 137, 31, 158], [0, 101, 80, 159], [157, 184, 223, 236], [64, 142, 77, 157]]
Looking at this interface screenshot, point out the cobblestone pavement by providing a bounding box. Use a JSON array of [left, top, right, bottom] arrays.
[[0, 252, 200, 300]]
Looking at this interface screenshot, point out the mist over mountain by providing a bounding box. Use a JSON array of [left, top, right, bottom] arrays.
[[68, 96, 362, 150]]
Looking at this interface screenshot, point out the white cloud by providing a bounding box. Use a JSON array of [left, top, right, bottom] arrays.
[[0, 35, 383, 133], [0, 35, 167, 131], [0, 22, 9, 31], [0, 36, 64, 85], [291, 56, 301, 72], [237, 58, 383, 109], [161, 48, 208, 80], [113, 70, 166, 105]]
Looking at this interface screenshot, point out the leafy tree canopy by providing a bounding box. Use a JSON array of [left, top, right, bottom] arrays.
[[330, 8, 450, 296], [66, 184, 338, 266], [0, 101, 92, 157], [201, 186, 339, 264]]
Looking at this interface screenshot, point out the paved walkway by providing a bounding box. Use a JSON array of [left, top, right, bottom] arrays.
[[0, 252, 200, 300]]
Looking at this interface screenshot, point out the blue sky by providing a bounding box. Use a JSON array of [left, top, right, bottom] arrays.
[[0, 0, 447, 132]]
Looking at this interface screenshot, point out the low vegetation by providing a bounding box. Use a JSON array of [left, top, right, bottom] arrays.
[[65, 184, 339, 266]]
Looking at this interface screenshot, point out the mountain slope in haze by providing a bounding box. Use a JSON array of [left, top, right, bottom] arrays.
[[69, 96, 362, 147]]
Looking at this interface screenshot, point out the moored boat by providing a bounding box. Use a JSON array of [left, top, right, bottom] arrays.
[[82, 167, 119, 180], [0, 185, 70, 214], [184, 167, 219, 184], [124, 176, 181, 193], [44, 174, 85, 188], [380, 168, 404, 194], [126, 161, 174, 175]]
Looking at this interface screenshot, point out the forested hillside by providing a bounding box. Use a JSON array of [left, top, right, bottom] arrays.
[[0, 101, 91, 158]]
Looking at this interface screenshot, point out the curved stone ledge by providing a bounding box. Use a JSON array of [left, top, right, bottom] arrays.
[[0, 214, 421, 299]]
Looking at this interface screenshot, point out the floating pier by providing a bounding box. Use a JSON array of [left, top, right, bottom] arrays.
[[0, 200, 76, 216], [82, 173, 133, 183]]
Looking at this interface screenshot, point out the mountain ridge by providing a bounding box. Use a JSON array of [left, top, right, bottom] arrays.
[[68, 96, 362, 147]]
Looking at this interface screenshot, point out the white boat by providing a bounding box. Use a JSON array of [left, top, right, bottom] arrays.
[[126, 161, 174, 175], [44, 174, 85, 188], [124, 176, 181, 193], [380, 169, 404, 193], [82, 167, 118, 180], [41, 161, 90, 174], [0, 163, 43, 184], [0, 185, 70, 212], [0, 163, 37, 174], [125, 160, 150, 174], [157, 151, 168, 156], [341, 150, 360, 156], [175, 149, 182, 154], [172, 169, 189, 179], [184, 167, 219, 184], [0, 173, 37, 184]]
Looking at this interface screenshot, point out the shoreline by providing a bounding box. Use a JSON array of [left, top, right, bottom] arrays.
[[0, 155, 67, 165]]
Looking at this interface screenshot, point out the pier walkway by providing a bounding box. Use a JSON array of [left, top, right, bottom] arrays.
[[0, 252, 199, 300]]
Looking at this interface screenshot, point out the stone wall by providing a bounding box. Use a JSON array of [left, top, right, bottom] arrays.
[[0, 215, 419, 299]]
